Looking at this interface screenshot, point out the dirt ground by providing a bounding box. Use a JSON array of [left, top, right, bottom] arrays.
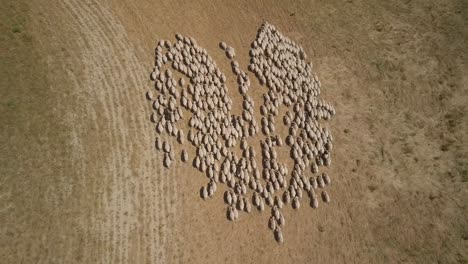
[[1, 0, 467, 263]]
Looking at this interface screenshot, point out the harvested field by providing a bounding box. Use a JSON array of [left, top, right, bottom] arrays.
[[0, 0, 467, 263]]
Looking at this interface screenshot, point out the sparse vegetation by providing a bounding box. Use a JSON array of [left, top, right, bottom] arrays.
[[0, 0, 466, 262]]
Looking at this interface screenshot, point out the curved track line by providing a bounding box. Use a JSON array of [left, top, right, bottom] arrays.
[[35, 0, 180, 262]]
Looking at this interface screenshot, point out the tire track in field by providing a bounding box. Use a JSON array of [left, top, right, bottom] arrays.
[[36, 0, 179, 262]]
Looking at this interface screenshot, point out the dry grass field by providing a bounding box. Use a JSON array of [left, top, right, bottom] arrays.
[[1, 0, 467, 263]]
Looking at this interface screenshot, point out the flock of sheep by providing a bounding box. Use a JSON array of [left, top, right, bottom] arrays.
[[146, 22, 335, 243]]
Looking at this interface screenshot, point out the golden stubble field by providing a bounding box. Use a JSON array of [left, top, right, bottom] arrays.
[[0, 0, 467, 263]]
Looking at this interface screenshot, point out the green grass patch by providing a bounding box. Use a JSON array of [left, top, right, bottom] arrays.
[[11, 25, 22, 33], [5, 100, 16, 110]]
